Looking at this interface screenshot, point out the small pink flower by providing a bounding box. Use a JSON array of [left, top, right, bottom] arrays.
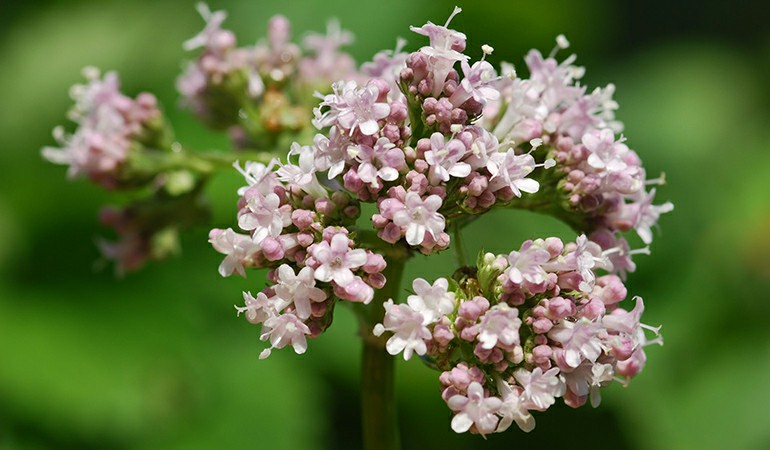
[[474, 304, 522, 350], [309, 233, 367, 285], [496, 380, 535, 432], [548, 318, 604, 368], [259, 312, 312, 359], [424, 133, 471, 184], [392, 192, 446, 246], [487, 149, 540, 196], [313, 80, 390, 135]]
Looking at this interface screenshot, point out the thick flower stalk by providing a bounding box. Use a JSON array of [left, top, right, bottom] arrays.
[[44, 4, 672, 448]]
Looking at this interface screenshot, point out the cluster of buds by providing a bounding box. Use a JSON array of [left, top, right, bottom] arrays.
[[374, 235, 663, 435], [177, 3, 359, 149]]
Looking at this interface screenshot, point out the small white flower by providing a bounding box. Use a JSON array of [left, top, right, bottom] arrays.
[[514, 367, 565, 411], [406, 277, 456, 323], [505, 241, 551, 285], [487, 149, 540, 197], [447, 381, 502, 435], [496, 379, 535, 433], [274, 265, 327, 320], [278, 144, 328, 198], [424, 133, 472, 184]]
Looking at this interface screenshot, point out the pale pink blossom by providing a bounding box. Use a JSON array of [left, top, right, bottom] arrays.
[[583, 128, 629, 173], [209, 228, 260, 277], [278, 145, 328, 198], [496, 380, 535, 432], [274, 265, 327, 320], [506, 241, 551, 285], [236, 291, 287, 324], [449, 59, 500, 107], [475, 304, 522, 350], [259, 312, 311, 359], [447, 381, 502, 435], [238, 192, 291, 243], [514, 367, 565, 411], [309, 233, 367, 285], [487, 150, 540, 196], [313, 80, 390, 135], [233, 159, 280, 196], [424, 133, 471, 184], [311, 128, 349, 179], [573, 234, 613, 292], [354, 137, 405, 188], [548, 318, 604, 368], [373, 300, 431, 360], [392, 192, 446, 246]]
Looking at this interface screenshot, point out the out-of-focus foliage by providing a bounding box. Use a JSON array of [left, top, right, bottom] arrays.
[[1, 0, 768, 449]]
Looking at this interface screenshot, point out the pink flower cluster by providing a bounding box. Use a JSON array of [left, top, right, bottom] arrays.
[[302, 9, 565, 253], [42, 67, 161, 188], [373, 234, 662, 435], [210, 159, 387, 357], [478, 36, 672, 243]]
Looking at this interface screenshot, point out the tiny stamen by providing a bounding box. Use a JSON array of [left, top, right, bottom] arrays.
[[445, 6, 462, 27]]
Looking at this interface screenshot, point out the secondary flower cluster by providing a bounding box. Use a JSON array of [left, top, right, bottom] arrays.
[[476, 35, 673, 243], [178, 3, 358, 148], [373, 235, 662, 435], [43, 68, 166, 188], [210, 159, 389, 357]]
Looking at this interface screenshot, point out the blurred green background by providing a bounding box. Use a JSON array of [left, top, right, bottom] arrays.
[[1, 0, 769, 449]]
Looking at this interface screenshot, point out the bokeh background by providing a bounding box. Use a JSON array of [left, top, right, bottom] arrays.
[[1, 0, 769, 449]]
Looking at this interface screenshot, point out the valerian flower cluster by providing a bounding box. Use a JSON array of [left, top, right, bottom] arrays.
[[44, 4, 671, 437]]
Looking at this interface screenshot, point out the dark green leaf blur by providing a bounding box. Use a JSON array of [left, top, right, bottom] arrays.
[[1, 0, 768, 449]]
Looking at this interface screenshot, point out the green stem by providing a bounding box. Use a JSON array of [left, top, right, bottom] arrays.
[[451, 221, 467, 267], [359, 256, 407, 450], [128, 147, 280, 180]]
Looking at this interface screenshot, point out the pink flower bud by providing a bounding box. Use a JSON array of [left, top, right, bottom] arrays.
[[532, 317, 553, 334], [261, 237, 284, 261]]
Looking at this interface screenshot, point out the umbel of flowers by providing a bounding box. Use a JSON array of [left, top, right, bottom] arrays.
[[44, 3, 672, 444], [208, 5, 671, 437]]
